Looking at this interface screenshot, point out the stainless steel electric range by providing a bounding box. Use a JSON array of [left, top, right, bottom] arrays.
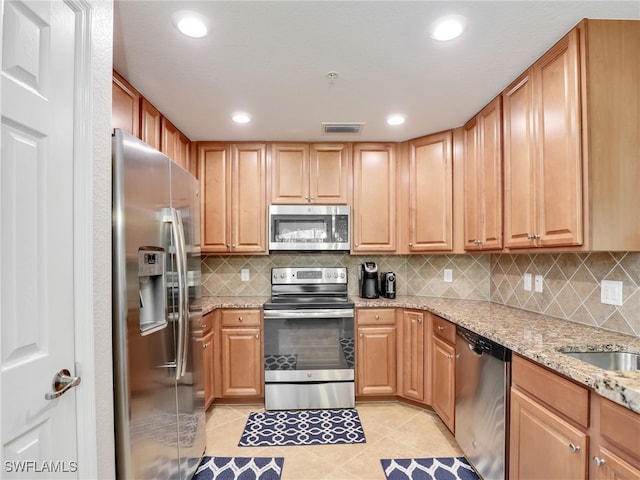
[[263, 267, 355, 410]]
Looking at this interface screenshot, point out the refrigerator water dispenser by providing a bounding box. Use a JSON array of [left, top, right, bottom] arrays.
[[138, 247, 167, 334]]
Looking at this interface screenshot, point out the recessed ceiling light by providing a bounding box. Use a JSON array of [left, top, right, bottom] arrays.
[[232, 112, 252, 124], [431, 15, 466, 42], [173, 11, 209, 38], [386, 114, 406, 126]]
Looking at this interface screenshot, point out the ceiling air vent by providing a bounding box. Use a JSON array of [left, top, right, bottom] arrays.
[[322, 122, 364, 134]]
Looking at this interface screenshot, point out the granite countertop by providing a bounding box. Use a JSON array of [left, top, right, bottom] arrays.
[[201, 294, 640, 415]]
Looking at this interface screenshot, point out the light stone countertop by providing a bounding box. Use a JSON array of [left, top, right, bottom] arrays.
[[201, 294, 640, 414]]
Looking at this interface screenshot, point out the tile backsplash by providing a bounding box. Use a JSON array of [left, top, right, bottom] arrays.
[[201, 251, 640, 338]]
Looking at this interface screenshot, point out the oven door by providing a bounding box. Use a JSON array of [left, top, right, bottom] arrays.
[[263, 308, 355, 410]]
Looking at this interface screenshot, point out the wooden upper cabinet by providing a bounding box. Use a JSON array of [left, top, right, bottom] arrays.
[[404, 131, 453, 253], [198, 142, 267, 254], [504, 29, 582, 250], [352, 143, 397, 253], [503, 20, 640, 252], [270, 143, 350, 204], [112, 70, 140, 137], [464, 97, 503, 251], [140, 98, 161, 150], [161, 116, 191, 171]]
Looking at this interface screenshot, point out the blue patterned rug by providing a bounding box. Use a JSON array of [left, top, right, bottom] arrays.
[[238, 409, 366, 446], [381, 457, 480, 480], [194, 457, 284, 480]]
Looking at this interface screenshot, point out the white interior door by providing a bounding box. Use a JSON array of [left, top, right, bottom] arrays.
[[1, 0, 81, 475]]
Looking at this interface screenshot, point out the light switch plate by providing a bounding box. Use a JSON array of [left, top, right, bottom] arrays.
[[534, 275, 544, 293], [601, 280, 623, 306], [241, 268, 250, 282], [443, 269, 453, 283], [523, 273, 532, 291]]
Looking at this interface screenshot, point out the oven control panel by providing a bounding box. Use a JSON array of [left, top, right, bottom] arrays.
[[271, 267, 347, 284]]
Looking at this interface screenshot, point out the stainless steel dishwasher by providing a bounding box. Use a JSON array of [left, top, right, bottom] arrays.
[[455, 327, 511, 480]]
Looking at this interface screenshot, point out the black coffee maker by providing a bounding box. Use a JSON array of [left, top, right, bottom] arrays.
[[358, 262, 379, 299]]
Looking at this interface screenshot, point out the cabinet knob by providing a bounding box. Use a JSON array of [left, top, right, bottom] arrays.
[[568, 443, 581, 453], [375, 315, 380, 320], [438, 325, 445, 331], [355, 243, 359, 247], [238, 316, 243, 322], [202, 323, 207, 329], [417, 318, 422, 324], [593, 457, 606, 467], [359, 333, 364, 338], [232, 243, 237, 248], [255, 334, 260, 340], [409, 242, 413, 246], [310, 196, 315, 200], [447, 354, 454, 360]]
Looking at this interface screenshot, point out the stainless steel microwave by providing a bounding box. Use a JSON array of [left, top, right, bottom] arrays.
[[268, 205, 350, 251]]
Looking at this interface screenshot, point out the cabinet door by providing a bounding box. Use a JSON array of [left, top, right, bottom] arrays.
[[140, 98, 161, 150], [352, 143, 396, 252], [220, 327, 262, 397], [356, 326, 396, 395], [112, 71, 140, 137], [310, 144, 350, 204], [401, 311, 424, 402], [203, 330, 214, 409], [503, 72, 537, 249], [408, 132, 453, 252], [466, 97, 503, 251], [161, 116, 179, 163], [534, 29, 583, 248], [199, 144, 231, 253], [510, 388, 588, 480], [270, 144, 309, 204], [593, 447, 640, 480], [231, 144, 267, 253], [432, 336, 455, 432], [177, 132, 191, 174]]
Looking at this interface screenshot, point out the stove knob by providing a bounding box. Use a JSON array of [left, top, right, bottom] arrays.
[[333, 272, 338, 278], [339, 272, 345, 279]]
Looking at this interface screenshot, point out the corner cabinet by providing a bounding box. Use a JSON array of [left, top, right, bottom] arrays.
[[270, 143, 350, 204], [352, 143, 397, 253], [399, 310, 427, 403], [503, 19, 640, 251], [355, 308, 397, 396], [431, 315, 456, 432], [463, 97, 503, 251], [400, 131, 454, 253], [198, 142, 267, 254]]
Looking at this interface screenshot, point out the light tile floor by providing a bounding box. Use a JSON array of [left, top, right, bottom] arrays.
[[205, 402, 464, 479]]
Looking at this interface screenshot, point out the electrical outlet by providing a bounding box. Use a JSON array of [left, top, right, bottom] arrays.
[[523, 273, 532, 291], [601, 280, 623, 306], [534, 275, 544, 293], [241, 268, 250, 282], [443, 269, 453, 283]]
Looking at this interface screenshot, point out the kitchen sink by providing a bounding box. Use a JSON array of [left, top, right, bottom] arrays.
[[561, 351, 640, 371]]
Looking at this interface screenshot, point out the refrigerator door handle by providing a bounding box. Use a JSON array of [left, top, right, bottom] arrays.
[[170, 207, 187, 379], [175, 209, 190, 378]]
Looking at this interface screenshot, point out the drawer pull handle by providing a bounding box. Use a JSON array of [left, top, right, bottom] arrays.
[[593, 457, 606, 467], [569, 443, 581, 453]]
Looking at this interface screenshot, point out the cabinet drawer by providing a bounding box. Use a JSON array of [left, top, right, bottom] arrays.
[[201, 312, 214, 335], [357, 308, 395, 325], [600, 396, 640, 460], [512, 354, 589, 428], [432, 315, 456, 344], [220, 309, 261, 327]]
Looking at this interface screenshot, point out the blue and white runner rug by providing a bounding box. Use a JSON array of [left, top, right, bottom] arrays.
[[194, 457, 284, 480], [381, 457, 480, 480], [238, 408, 366, 446]]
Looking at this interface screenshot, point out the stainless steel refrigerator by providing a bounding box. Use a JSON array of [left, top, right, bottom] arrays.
[[112, 129, 206, 479]]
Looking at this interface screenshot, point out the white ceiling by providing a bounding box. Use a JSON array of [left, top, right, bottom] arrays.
[[113, 1, 640, 143]]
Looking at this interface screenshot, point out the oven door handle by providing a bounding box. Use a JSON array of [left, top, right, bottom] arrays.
[[263, 309, 354, 319]]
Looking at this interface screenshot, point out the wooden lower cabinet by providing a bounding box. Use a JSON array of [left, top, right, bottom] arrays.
[[400, 310, 426, 403], [592, 447, 640, 480], [215, 309, 263, 398], [356, 308, 397, 395], [510, 388, 588, 480], [431, 334, 455, 433], [202, 330, 214, 408]]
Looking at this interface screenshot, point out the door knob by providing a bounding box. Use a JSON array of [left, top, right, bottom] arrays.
[[45, 369, 81, 400]]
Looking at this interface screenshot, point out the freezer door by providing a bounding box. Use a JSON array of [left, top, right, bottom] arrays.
[[170, 161, 206, 478], [113, 129, 181, 479]]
